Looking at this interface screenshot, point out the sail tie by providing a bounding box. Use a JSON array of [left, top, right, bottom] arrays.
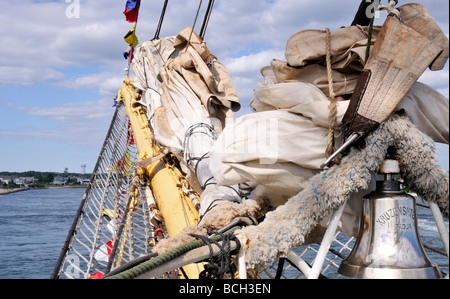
[[325, 28, 338, 159]]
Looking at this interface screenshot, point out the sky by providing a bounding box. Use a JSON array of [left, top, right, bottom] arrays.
[[0, 0, 448, 173]]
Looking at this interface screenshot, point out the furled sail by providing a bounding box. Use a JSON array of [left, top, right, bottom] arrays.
[[132, 27, 242, 219]]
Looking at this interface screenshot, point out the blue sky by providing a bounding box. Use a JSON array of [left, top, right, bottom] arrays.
[[0, 0, 448, 173]]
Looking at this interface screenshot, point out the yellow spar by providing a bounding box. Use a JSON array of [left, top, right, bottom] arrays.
[[117, 77, 202, 279]]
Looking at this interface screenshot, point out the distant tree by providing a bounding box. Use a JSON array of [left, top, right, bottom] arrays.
[[67, 177, 79, 185], [36, 174, 44, 182], [41, 173, 54, 184]]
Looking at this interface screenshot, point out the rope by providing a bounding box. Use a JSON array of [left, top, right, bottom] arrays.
[[190, 232, 241, 279], [379, 0, 400, 19], [105, 176, 140, 274], [50, 104, 125, 279], [199, 0, 215, 40], [364, 15, 375, 65], [183, 123, 217, 190], [154, 0, 169, 40], [188, 0, 204, 47], [52, 102, 153, 279], [104, 226, 241, 279], [325, 28, 337, 159]]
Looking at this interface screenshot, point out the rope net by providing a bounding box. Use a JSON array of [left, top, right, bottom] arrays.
[[53, 102, 156, 279]]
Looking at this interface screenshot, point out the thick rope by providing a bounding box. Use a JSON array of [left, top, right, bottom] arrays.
[[190, 232, 241, 279], [104, 226, 241, 279], [325, 28, 337, 158]]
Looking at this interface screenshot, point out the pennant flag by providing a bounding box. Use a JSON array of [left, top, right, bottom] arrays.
[[124, 24, 139, 48], [123, 45, 132, 60], [107, 148, 131, 176], [94, 239, 114, 263], [123, 0, 140, 23], [127, 120, 135, 145]]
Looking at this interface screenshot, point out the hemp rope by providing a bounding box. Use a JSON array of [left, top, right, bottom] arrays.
[[325, 28, 338, 158]]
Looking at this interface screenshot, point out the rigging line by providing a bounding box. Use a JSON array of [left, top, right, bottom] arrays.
[[50, 104, 123, 279], [154, 0, 169, 40], [104, 178, 139, 275], [188, 0, 204, 47], [199, 0, 215, 40]]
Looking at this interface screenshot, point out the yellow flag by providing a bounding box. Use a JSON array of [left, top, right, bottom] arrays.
[[124, 24, 139, 48]]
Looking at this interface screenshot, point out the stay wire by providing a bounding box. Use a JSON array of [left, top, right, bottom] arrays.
[[188, 0, 204, 46], [199, 0, 215, 40], [154, 0, 169, 40]]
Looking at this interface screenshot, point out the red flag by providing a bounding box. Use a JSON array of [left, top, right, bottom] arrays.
[[90, 272, 104, 279], [123, 0, 140, 23], [127, 120, 135, 145]]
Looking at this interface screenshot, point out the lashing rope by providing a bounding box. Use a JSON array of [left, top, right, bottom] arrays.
[[104, 226, 241, 279], [189, 232, 241, 279], [325, 28, 337, 159]]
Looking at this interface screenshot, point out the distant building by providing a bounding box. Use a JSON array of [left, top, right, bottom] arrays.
[[0, 176, 12, 185], [14, 177, 35, 186], [77, 177, 90, 185], [52, 176, 68, 185]]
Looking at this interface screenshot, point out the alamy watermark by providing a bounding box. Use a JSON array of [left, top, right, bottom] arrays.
[[65, 254, 81, 278], [65, 0, 80, 19], [365, 0, 382, 19], [181, 117, 280, 166]]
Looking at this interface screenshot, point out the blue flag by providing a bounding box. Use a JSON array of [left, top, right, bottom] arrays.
[[124, 0, 140, 23]]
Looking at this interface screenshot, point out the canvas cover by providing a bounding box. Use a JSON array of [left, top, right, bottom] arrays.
[[211, 80, 448, 198]]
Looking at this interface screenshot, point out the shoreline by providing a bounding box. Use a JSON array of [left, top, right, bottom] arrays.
[[0, 187, 31, 195], [0, 186, 87, 196]]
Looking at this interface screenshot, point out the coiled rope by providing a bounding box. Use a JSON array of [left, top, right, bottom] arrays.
[[190, 232, 241, 279]]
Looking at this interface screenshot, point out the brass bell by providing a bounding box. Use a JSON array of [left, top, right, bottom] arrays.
[[338, 159, 442, 279]]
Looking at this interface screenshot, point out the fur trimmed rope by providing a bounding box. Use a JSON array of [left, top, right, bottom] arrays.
[[236, 114, 449, 272]]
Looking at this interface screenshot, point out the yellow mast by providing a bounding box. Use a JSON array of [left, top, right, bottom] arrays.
[[118, 77, 202, 278]]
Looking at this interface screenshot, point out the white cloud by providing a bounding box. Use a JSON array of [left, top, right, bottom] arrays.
[[16, 98, 112, 126], [0, 1, 136, 79], [224, 49, 284, 75], [2, 97, 114, 149], [0, 66, 65, 86], [2, 0, 448, 90], [57, 72, 124, 96], [0, 123, 108, 148], [222, 49, 285, 109]]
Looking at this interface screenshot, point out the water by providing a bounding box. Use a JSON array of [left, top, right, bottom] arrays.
[[0, 188, 448, 279], [0, 188, 84, 279]]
